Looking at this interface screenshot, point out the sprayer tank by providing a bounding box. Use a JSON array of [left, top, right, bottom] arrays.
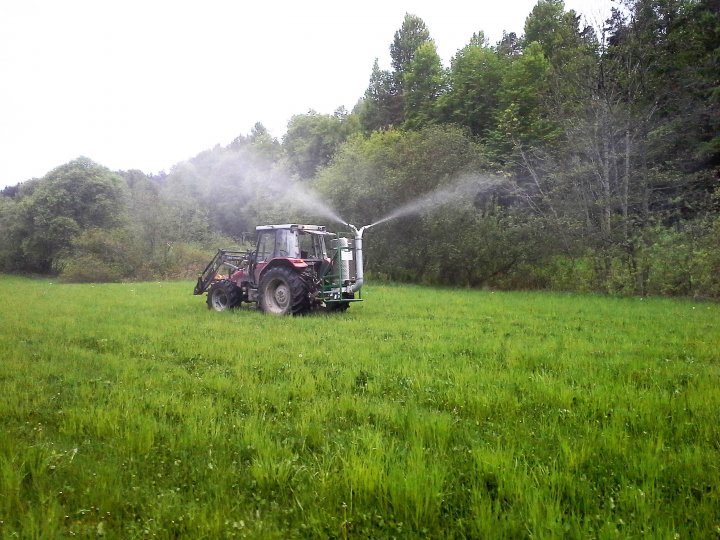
[[334, 237, 352, 282]]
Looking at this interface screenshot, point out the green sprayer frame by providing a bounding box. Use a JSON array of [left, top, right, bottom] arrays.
[[321, 236, 362, 304]]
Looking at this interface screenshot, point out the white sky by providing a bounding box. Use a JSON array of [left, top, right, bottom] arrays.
[[0, 0, 613, 188]]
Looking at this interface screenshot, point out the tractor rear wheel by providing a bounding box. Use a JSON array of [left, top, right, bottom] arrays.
[[207, 280, 241, 311], [258, 267, 310, 315]]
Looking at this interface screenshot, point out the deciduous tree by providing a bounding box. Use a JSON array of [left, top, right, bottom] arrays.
[[20, 157, 128, 272], [402, 42, 446, 129], [440, 36, 505, 137]]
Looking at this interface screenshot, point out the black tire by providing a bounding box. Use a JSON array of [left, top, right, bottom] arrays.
[[258, 266, 310, 315], [206, 280, 241, 311]]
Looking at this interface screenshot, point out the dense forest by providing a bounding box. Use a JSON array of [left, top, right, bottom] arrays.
[[1, 0, 718, 297]]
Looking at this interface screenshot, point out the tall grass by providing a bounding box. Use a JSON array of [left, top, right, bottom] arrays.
[[0, 275, 718, 538]]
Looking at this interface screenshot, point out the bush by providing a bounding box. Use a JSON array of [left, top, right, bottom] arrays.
[[519, 256, 596, 293], [59, 254, 132, 283], [694, 217, 720, 297], [58, 228, 137, 282], [637, 220, 720, 299]]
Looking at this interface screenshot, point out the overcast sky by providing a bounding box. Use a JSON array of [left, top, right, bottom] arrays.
[[0, 0, 613, 189]]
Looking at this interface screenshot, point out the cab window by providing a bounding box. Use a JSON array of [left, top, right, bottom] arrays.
[[298, 232, 327, 259], [256, 231, 275, 262], [276, 229, 299, 258]]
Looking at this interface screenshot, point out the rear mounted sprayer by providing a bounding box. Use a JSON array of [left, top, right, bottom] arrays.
[[346, 223, 375, 294]]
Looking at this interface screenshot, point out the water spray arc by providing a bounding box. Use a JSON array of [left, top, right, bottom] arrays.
[[194, 173, 509, 316], [331, 175, 509, 295]]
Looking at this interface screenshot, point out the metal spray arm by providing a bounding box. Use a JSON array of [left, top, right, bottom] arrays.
[[347, 224, 372, 293]]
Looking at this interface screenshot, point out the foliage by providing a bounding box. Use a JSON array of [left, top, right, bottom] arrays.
[[420, 206, 548, 287], [0, 196, 25, 272], [6, 158, 128, 273], [519, 215, 720, 298], [523, 0, 591, 67], [390, 13, 433, 80], [313, 125, 556, 285], [488, 42, 558, 159], [359, 13, 435, 131], [315, 125, 488, 225], [357, 59, 403, 133], [283, 109, 359, 179], [440, 41, 505, 138], [402, 42, 446, 130], [57, 228, 138, 283]]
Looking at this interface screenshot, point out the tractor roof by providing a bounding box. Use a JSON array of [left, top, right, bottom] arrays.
[[255, 224, 328, 233]]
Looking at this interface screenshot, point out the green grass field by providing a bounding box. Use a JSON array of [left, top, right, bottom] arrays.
[[0, 275, 718, 539]]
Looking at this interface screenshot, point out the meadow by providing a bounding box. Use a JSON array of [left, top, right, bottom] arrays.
[[0, 275, 718, 539]]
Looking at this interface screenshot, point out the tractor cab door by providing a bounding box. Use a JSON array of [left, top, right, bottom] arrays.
[[252, 230, 276, 284]]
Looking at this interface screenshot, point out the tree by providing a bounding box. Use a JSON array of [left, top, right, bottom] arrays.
[[357, 59, 403, 132], [523, 0, 590, 67], [390, 14, 432, 77], [579, 0, 720, 239], [496, 31, 522, 57], [359, 13, 435, 131], [247, 122, 283, 162], [283, 109, 358, 179], [618, 0, 720, 171], [120, 170, 183, 267], [489, 42, 558, 160], [402, 42, 446, 129], [440, 38, 506, 137], [0, 196, 24, 271], [19, 157, 128, 272]]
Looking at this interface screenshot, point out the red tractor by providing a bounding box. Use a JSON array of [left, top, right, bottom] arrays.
[[193, 224, 366, 315]]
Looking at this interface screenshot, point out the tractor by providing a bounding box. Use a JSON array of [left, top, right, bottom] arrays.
[[193, 224, 367, 315]]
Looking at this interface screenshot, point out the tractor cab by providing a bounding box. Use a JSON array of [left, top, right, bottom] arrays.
[[251, 224, 333, 285], [255, 224, 329, 262]]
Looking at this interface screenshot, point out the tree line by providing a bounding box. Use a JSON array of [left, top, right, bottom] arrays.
[[1, 0, 718, 297]]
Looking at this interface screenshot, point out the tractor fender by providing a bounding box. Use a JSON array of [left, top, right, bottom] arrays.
[[258, 258, 308, 281]]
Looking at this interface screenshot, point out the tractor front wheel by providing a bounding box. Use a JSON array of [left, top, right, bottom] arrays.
[[207, 280, 241, 311], [258, 267, 310, 315]]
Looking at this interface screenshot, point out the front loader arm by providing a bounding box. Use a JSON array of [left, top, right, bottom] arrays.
[[193, 249, 247, 295]]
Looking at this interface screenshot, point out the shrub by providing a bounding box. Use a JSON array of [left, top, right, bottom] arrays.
[[58, 228, 137, 282]]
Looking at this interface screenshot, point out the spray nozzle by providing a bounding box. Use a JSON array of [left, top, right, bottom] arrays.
[[347, 224, 370, 238]]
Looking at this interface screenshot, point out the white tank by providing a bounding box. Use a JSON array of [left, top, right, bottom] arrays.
[[336, 237, 352, 282]]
